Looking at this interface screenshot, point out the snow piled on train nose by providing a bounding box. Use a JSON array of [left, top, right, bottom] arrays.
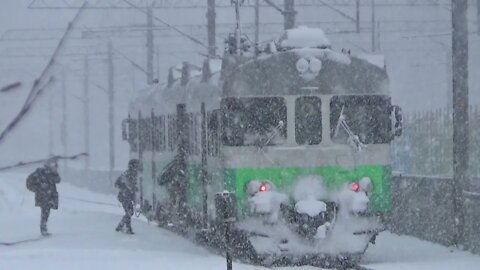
[[333, 184, 370, 214], [293, 176, 329, 217], [293, 175, 327, 201], [248, 190, 288, 223]]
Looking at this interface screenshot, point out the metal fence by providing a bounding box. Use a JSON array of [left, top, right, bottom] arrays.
[[387, 174, 480, 254], [393, 105, 480, 177], [390, 106, 480, 253]]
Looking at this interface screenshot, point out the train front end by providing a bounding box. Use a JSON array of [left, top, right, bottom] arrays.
[[218, 26, 402, 266]]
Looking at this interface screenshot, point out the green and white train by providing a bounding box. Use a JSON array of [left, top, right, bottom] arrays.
[[122, 26, 402, 266]]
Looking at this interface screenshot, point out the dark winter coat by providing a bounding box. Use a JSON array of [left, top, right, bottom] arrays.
[[115, 171, 137, 204], [157, 156, 187, 203], [157, 156, 185, 187], [26, 167, 61, 209]]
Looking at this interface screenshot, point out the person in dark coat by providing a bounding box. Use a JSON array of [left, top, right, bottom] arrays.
[[115, 159, 141, 234], [26, 158, 61, 236], [157, 154, 187, 221]]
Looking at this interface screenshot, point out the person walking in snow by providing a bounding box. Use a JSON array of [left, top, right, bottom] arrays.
[[115, 159, 141, 234], [26, 158, 61, 236]]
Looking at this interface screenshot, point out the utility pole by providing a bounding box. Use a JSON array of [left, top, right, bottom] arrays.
[[377, 21, 381, 51], [371, 0, 376, 52], [83, 55, 90, 171], [254, 0, 260, 47], [156, 45, 161, 80], [477, 0, 480, 35], [207, 0, 216, 57], [284, 0, 295, 30], [108, 40, 115, 184], [61, 71, 67, 169], [48, 93, 53, 156], [452, 0, 469, 247], [356, 0, 360, 33], [146, 3, 154, 84], [446, 46, 453, 109], [233, 0, 242, 55]]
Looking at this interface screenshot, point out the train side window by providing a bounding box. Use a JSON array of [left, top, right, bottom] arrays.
[[193, 113, 202, 155], [295, 96, 322, 145], [167, 115, 177, 152], [188, 113, 196, 155], [153, 116, 166, 152], [147, 117, 153, 151], [128, 119, 138, 152], [207, 110, 220, 156], [139, 117, 145, 152], [139, 117, 151, 152], [159, 116, 166, 151]]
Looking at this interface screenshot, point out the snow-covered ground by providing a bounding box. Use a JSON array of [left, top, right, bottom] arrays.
[[1, 172, 480, 270]]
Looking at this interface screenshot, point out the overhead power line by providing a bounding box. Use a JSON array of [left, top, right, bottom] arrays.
[[0, 3, 87, 144], [28, 0, 459, 9], [120, 0, 208, 49]]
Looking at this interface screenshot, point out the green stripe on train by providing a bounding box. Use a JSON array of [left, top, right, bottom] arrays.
[[140, 161, 391, 214], [224, 165, 392, 214]]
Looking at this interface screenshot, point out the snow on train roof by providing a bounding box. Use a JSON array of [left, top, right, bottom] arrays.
[[280, 26, 331, 49], [292, 47, 351, 65], [356, 53, 386, 69], [129, 59, 222, 114]]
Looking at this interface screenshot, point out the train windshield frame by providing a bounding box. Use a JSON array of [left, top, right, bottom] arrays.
[[221, 97, 287, 146], [330, 95, 392, 144]]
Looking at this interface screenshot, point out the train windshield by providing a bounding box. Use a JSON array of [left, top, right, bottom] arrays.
[[330, 95, 392, 144], [295, 96, 322, 145], [222, 97, 287, 146]]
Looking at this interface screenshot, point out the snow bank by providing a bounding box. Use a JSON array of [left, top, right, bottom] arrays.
[[0, 172, 263, 270], [3, 172, 480, 270]]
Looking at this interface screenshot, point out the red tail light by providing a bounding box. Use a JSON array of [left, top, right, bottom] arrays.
[[259, 184, 268, 192], [352, 182, 360, 192]]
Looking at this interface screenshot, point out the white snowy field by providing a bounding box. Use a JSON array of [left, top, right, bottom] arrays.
[[1, 172, 480, 270]]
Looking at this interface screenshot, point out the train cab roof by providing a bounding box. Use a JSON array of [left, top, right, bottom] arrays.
[[220, 26, 389, 97]]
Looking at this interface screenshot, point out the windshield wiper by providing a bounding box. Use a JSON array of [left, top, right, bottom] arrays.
[[333, 105, 365, 152], [255, 120, 284, 149]]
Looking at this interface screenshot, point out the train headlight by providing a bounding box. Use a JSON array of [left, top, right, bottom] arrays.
[[350, 177, 372, 195], [246, 180, 275, 196], [351, 182, 360, 192], [296, 58, 309, 74], [309, 57, 322, 73], [359, 177, 373, 195]]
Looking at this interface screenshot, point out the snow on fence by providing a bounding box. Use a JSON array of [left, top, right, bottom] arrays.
[[388, 174, 480, 254], [393, 105, 480, 177]]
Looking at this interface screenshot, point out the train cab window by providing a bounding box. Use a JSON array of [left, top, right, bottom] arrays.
[[139, 117, 152, 152], [207, 110, 220, 156], [222, 97, 287, 146], [330, 95, 391, 144], [167, 115, 177, 152], [152, 116, 165, 152], [295, 96, 322, 145], [128, 119, 138, 152]]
